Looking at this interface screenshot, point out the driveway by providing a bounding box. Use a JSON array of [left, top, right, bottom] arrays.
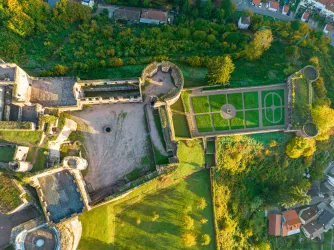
[[234, 0, 294, 21], [0, 205, 39, 249]]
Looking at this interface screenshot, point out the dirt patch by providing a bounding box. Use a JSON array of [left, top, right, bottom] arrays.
[[70, 103, 151, 192]]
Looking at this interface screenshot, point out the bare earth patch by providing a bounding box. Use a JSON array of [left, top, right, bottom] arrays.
[[70, 103, 151, 192]]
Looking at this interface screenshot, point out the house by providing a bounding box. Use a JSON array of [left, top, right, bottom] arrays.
[[282, 210, 302, 236], [297, 0, 334, 21], [268, 214, 282, 236], [81, 0, 94, 8], [301, 11, 310, 22], [317, 202, 334, 231], [269, 1, 280, 11], [302, 220, 324, 239], [140, 9, 169, 25], [113, 7, 141, 23], [324, 23, 332, 33], [282, 5, 290, 15], [299, 206, 318, 224], [252, 0, 262, 7], [238, 16, 251, 29]]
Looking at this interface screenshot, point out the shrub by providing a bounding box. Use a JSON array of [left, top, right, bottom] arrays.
[[201, 234, 211, 246], [182, 215, 194, 230], [152, 211, 159, 221], [109, 57, 123, 67], [182, 232, 197, 247], [197, 197, 207, 210], [285, 137, 316, 158], [136, 218, 141, 225], [200, 218, 208, 224]]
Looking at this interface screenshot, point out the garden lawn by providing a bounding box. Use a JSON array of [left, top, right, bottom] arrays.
[[31, 148, 47, 173], [230, 111, 245, 129], [0, 173, 22, 213], [245, 110, 260, 128], [0, 131, 42, 146], [170, 97, 185, 113], [243, 92, 259, 109], [212, 114, 229, 131], [262, 108, 285, 127], [227, 93, 243, 110], [0, 147, 15, 162], [192, 96, 210, 114], [261, 89, 285, 107], [209, 95, 226, 112], [114, 170, 215, 250], [172, 113, 191, 138], [195, 115, 213, 133], [206, 141, 215, 154]]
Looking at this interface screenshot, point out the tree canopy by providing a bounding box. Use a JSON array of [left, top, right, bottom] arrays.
[[207, 55, 235, 85]]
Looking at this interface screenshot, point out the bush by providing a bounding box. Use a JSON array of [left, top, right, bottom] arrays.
[[182, 232, 197, 247], [285, 137, 316, 158], [197, 197, 207, 210], [201, 234, 211, 245], [152, 211, 159, 221], [109, 57, 123, 67], [182, 215, 194, 230]]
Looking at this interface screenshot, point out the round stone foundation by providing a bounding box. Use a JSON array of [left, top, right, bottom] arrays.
[[220, 104, 236, 120]]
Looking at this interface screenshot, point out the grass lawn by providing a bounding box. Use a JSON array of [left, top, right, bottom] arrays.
[[172, 113, 191, 138], [227, 93, 243, 110], [153, 110, 165, 150], [230, 111, 244, 129], [0, 147, 15, 162], [262, 108, 285, 127], [212, 113, 229, 131], [195, 115, 213, 133], [261, 89, 285, 107], [179, 63, 208, 88], [205, 154, 215, 168], [181, 91, 192, 113], [209, 95, 226, 112], [243, 91, 259, 109], [0, 173, 22, 213], [206, 141, 215, 154], [0, 131, 43, 146], [114, 170, 215, 250], [153, 146, 169, 165], [293, 78, 309, 126], [192, 96, 210, 114], [31, 148, 47, 173], [170, 97, 185, 113], [245, 110, 260, 128]]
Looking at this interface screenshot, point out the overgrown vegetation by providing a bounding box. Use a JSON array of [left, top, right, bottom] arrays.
[[0, 172, 22, 213]]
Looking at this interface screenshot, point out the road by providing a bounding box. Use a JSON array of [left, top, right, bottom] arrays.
[[233, 0, 294, 21], [0, 205, 39, 249]]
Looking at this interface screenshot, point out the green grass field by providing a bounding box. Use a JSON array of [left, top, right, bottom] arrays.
[[0, 173, 22, 213], [0, 131, 43, 146], [209, 95, 226, 112], [245, 110, 260, 128], [243, 92, 259, 109], [195, 115, 213, 133], [262, 89, 285, 107], [172, 113, 191, 138], [114, 170, 215, 250], [192, 96, 210, 114], [227, 93, 243, 110], [0, 147, 15, 162], [230, 111, 245, 129], [212, 113, 229, 131]]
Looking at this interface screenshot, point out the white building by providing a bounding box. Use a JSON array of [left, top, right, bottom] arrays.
[[81, 0, 94, 8], [297, 0, 334, 21], [238, 16, 251, 29]]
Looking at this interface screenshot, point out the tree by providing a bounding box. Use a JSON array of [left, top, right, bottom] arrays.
[[182, 215, 194, 229], [245, 29, 273, 60], [152, 211, 159, 221], [202, 0, 212, 19], [207, 55, 235, 85], [221, 0, 233, 19], [109, 57, 123, 67], [312, 105, 334, 140], [285, 137, 316, 159], [197, 197, 207, 210], [201, 234, 211, 245], [182, 232, 197, 247]]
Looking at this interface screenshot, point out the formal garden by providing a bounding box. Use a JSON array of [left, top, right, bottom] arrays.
[[187, 87, 287, 134]]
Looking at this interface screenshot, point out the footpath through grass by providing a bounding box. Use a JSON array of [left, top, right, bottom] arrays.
[[79, 140, 207, 249]]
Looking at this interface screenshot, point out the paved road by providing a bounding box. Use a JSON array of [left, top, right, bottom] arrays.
[[233, 0, 294, 21], [0, 205, 39, 249]]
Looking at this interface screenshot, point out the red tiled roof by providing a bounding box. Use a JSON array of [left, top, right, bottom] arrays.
[[253, 0, 261, 5], [270, 1, 279, 8], [326, 24, 332, 31], [283, 210, 302, 226], [282, 222, 288, 236], [140, 9, 168, 22], [303, 12, 310, 19], [268, 214, 281, 236], [283, 5, 289, 12], [326, 0, 334, 12]]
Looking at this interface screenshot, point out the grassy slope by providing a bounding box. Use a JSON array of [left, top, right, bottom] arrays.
[[79, 140, 206, 249], [114, 171, 215, 250], [0, 147, 15, 162], [0, 131, 42, 146], [0, 173, 22, 213]]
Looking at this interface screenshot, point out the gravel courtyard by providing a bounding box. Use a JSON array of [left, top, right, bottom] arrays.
[[70, 103, 151, 192]]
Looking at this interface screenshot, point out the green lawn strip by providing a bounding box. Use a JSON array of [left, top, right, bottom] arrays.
[[293, 79, 309, 125], [114, 171, 215, 250], [230, 111, 245, 130], [170, 97, 185, 113], [179, 63, 208, 88], [212, 114, 229, 131], [0, 147, 15, 162], [172, 113, 191, 138], [206, 141, 215, 154], [195, 114, 213, 133], [192, 96, 210, 114], [181, 90, 192, 113], [205, 154, 215, 167], [0, 173, 22, 213], [209, 94, 226, 112], [243, 92, 259, 109], [261, 89, 285, 107], [245, 110, 260, 128], [153, 145, 169, 165], [31, 148, 48, 173], [0, 131, 43, 146], [227, 93, 243, 110], [153, 110, 165, 149]]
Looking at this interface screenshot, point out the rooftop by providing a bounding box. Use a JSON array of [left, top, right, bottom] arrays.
[[240, 16, 251, 25], [318, 209, 334, 227], [0, 67, 15, 81], [141, 9, 168, 22], [268, 214, 281, 236], [270, 1, 280, 8], [283, 210, 302, 226], [253, 0, 261, 5], [30, 78, 77, 107], [303, 12, 310, 19], [299, 206, 318, 223], [37, 170, 84, 223], [114, 7, 141, 22], [283, 5, 289, 12], [302, 220, 324, 239]]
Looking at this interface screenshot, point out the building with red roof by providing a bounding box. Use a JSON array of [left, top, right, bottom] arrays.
[[268, 214, 282, 236], [282, 5, 290, 15], [324, 23, 333, 33], [301, 11, 310, 22], [269, 1, 279, 11]]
